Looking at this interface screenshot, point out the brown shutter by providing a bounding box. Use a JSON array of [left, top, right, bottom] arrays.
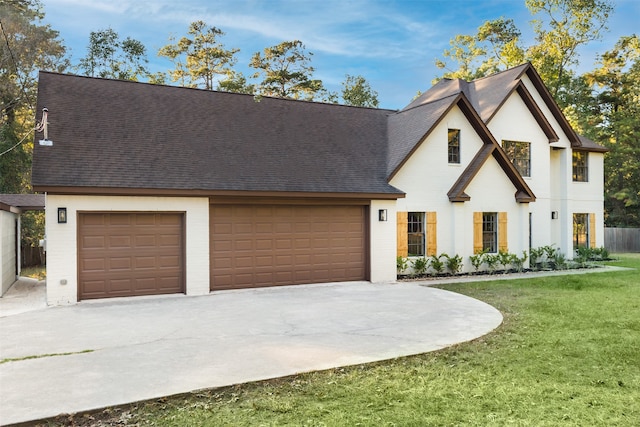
[[473, 212, 483, 253], [397, 212, 408, 257], [589, 213, 596, 248], [498, 212, 508, 252], [426, 212, 437, 256]]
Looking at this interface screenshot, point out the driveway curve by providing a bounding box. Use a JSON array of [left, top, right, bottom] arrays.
[[0, 281, 502, 425]]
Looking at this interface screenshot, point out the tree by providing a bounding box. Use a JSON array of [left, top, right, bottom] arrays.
[[435, 18, 524, 80], [1, 0, 68, 193], [77, 28, 149, 81], [158, 21, 239, 90], [217, 69, 255, 94], [526, 0, 613, 97], [341, 74, 379, 107], [434, 0, 613, 96], [250, 40, 324, 100], [583, 35, 640, 226]]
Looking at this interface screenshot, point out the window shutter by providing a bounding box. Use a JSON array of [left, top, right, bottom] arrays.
[[426, 212, 437, 256], [589, 213, 596, 248], [498, 212, 508, 252], [473, 212, 483, 253], [397, 212, 408, 257]]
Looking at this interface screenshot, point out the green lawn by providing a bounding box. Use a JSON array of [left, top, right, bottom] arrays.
[[44, 255, 640, 426]]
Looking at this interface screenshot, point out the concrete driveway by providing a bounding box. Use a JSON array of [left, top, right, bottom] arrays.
[[0, 281, 502, 425]]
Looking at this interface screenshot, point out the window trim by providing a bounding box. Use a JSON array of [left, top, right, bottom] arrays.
[[502, 140, 531, 177], [448, 129, 460, 164], [572, 151, 589, 182]]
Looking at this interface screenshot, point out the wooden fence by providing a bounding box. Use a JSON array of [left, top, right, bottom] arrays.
[[604, 227, 640, 253], [21, 245, 45, 267]]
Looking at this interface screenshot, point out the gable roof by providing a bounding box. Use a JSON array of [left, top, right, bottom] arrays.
[[389, 89, 536, 203], [33, 72, 403, 198]]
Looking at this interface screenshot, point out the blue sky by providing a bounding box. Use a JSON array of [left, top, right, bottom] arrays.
[[41, 0, 639, 109]]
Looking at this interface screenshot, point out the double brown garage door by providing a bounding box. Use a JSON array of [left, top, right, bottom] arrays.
[[77, 205, 367, 300], [210, 204, 367, 290], [78, 212, 184, 300]]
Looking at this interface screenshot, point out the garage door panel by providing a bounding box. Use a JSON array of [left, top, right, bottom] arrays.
[[210, 204, 366, 290], [79, 212, 184, 300]]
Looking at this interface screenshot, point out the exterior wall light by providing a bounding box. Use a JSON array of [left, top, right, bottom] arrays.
[[551, 211, 558, 220], [58, 207, 67, 223], [378, 209, 387, 222]]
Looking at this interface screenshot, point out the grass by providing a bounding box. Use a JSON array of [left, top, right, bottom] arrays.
[[41, 254, 640, 426], [21, 265, 46, 280]]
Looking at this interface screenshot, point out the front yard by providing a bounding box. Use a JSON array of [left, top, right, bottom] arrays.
[[43, 254, 640, 426]]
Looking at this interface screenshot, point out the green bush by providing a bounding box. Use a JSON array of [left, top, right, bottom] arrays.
[[429, 254, 445, 275], [469, 250, 487, 273], [443, 253, 463, 275], [397, 256, 409, 274], [411, 257, 429, 277]]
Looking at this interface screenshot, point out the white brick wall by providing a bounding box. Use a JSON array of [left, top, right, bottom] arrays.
[[45, 195, 210, 306]]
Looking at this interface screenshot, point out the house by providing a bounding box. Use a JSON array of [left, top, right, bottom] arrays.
[[0, 194, 45, 295], [32, 63, 606, 306]]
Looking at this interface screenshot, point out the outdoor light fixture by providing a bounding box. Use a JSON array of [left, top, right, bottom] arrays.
[[378, 209, 387, 222], [58, 207, 67, 224], [551, 211, 558, 220]]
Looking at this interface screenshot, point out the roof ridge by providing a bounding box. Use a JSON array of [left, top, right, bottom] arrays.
[[469, 62, 530, 83], [38, 71, 396, 112], [395, 92, 461, 115]]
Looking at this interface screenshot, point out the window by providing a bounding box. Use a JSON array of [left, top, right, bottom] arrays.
[[572, 151, 588, 182], [502, 140, 531, 177], [573, 213, 589, 249], [448, 129, 460, 164], [482, 212, 498, 253], [407, 212, 425, 256]]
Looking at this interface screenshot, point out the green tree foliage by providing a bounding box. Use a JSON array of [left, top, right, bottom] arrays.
[[158, 21, 239, 90], [77, 28, 149, 81], [435, 18, 524, 80], [1, 0, 67, 193], [341, 74, 379, 108], [250, 40, 324, 100], [583, 35, 640, 226], [526, 0, 613, 97], [435, 0, 613, 97]]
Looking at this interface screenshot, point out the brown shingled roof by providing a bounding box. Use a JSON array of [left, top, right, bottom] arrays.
[[0, 194, 45, 210], [33, 72, 403, 197]]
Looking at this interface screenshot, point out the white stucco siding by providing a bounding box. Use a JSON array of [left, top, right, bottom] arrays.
[[45, 195, 210, 305], [464, 159, 530, 261], [1, 210, 17, 295], [392, 104, 485, 211], [391, 106, 529, 271], [487, 91, 552, 199], [369, 200, 397, 283]]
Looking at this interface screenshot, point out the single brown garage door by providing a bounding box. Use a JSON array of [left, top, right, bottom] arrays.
[[210, 204, 367, 290], [78, 212, 184, 300]]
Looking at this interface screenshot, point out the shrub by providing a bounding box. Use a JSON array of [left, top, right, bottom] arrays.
[[469, 250, 487, 273], [529, 247, 544, 270], [497, 251, 516, 272], [512, 250, 528, 273], [553, 252, 567, 270], [397, 256, 409, 274], [575, 246, 591, 267], [484, 253, 500, 274], [429, 254, 445, 275], [443, 253, 463, 275], [411, 257, 429, 277]]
